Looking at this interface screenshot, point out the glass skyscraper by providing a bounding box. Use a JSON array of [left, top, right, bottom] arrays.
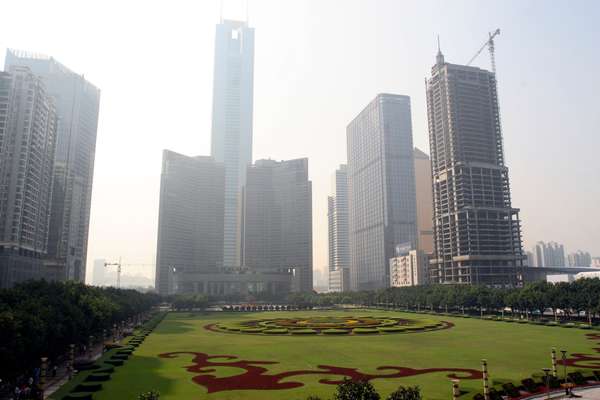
[[210, 20, 255, 268], [347, 94, 418, 290]]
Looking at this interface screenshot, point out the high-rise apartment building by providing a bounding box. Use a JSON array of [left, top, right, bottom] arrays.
[[210, 20, 255, 269], [414, 148, 434, 254], [327, 165, 350, 292], [0, 66, 58, 288], [426, 49, 524, 285], [347, 94, 418, 290], [567, 250, 592, 267], [532, 241, 565, 267], [5, 50, 101, 283], [155, 150, 225, 295], [241, 158, 313, 292]]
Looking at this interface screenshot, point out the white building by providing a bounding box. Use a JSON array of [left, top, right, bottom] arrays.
[[328, 165, 350, 292], [389, 248, 429, 287]]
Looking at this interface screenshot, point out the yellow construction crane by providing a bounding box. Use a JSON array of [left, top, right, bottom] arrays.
[[467, 28, 501, 74]]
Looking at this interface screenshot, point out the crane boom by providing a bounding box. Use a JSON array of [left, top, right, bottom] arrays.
[[467, 28, 500, 73]]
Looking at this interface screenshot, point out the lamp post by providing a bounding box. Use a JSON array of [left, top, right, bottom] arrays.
[[482, 360, 490, 400], [542, 367, 551, 399], [551, 348, 557, 378], [452, 379, 460, 400], [40, 357, 48, 400]]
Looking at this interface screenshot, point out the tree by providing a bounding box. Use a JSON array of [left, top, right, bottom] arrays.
[[387, 386, 422, 400], [334, 379, 380, 400]]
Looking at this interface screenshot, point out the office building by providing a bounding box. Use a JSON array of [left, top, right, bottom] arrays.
[[532, 241, 565, 267], [389, 246, 430, 287], [155, 150, 225, 294], [0, 66, 58, 288], [5, 49, 101, 283], [241, 158, 312, 292], [347, 94, 418, 290], [426, 48, 524, 285], [210, 20, 255, 269], [327, 165, 350, 292], [414, 148, 434, 254], [568, 250, 592, 267]]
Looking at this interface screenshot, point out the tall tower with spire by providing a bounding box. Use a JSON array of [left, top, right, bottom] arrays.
[[425, 47, 524, 286], [210, 20, 255, 268]]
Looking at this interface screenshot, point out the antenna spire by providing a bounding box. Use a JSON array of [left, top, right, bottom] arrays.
[[436, 35, 445, 65], [437, 35, 441, 53]]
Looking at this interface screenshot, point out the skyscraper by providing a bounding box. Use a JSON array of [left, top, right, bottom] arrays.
[[5, 50, 101, 283], [241, 158, 313, 292], [414, 148, 434, 254], [0, 66, 58, 288], [347, 94, 418, 290], [155, 150, 225, 295], [211, 20, 255, 269], [327, 165, 350, 292], [426, 48, 524, 285]]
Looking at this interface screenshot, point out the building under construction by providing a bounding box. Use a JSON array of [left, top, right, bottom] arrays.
[[425, 45, 525, 286]]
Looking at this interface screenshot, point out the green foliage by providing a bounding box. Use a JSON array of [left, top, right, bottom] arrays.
[[333, 379, 380, 400], [386, 386, 422, 400], [0, 280, 159, 380], [138, 389, 160, 399]]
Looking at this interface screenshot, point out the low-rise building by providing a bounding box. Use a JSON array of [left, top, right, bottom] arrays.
[[389, 246, 429, 287]]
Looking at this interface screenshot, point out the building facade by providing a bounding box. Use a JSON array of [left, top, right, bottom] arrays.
[[241, 158, 313, 292], [327, 164, 350, 292], [532, 241, 565, 267], [5, 50, 101, 283], [347, 94, 418, 290], [0, 66, 58, 288], [568, 250, 592, 267], [414, 147, 434, 254], [210, 20, 255, 269], [426, 49, 524, 286], [389, 248, 430, 287], [155, 150, 225, 295]]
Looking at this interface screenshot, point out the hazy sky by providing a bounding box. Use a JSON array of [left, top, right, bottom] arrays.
[[1, 0, 599, 285]]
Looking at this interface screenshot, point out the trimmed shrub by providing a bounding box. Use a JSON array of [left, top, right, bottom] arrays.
[[94, 365, 115, 374], [353, 328, 379, 334], [379, 327, 405, 333], [323, 329, 350, 335], [75, 382, 103, 392], [263, 328, 288, 334], [63, 393, 93, 400], [85, 373, 111, 382], [105, 359, 124, 366], [112, 354, 129, 360], [291, 329, 317, 335], [240, 328, 263, 333]]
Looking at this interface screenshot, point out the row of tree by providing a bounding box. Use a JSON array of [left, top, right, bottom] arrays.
[[0, 280, 160, 381], [286, 279, 600, 323]]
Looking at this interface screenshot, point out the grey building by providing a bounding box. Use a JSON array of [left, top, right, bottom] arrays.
[[327, 165, 350, 292], [0, 66, 58, 288], [210, 20, 255, 269], [5, 50, 101, 283], [426, 48, 524, 285], [155, 150, 225, 295], [567, 250, 591, 267], [241, 158, 313, 292], [347, 94, 418, 290]]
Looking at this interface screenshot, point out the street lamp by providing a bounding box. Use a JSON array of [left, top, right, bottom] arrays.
[[542, 368, 551, 399]]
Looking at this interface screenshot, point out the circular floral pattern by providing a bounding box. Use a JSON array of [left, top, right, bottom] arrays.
[[209, 316, 450, 336]]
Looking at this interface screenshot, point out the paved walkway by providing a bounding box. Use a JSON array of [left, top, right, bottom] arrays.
[[525, 385, 600, 399]]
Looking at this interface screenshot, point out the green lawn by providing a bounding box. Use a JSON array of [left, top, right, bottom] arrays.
[[53, 310, 600, 399]]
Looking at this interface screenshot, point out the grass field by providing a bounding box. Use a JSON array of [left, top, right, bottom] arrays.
[[52, 310, 600, 399]]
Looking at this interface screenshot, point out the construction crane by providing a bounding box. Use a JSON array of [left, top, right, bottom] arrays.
[[104, 257, 122, 288], [467, 28, 501, 74], [104, 258, 155, 288]]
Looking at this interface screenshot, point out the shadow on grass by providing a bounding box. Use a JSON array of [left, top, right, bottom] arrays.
[[153, 320, 196, 335]]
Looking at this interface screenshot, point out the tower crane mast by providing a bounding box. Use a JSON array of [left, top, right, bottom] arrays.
[[467, 28, 501, 74]]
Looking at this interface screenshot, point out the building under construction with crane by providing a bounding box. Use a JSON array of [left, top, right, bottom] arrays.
[[426, 31, 525, 286]]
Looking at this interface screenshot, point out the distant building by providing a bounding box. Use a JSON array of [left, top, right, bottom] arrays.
[[5, 50, 101, 283], [389, 246, 430, 287], [593, 258, 600, 268], [426, 48, 524, 286], [347, 94, 418, 290], [327, 165, 350, 292], [0, 66, 59, 288], [568, 250, 592, 267], [155, 150, 225, 295], [241, 158, 313, 292], [532, 241, 565, 267], [211, 20, 255, 269], [525, 251, 535, 267], [92, 258, 106, 286], [414, 148, 434, 254]]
